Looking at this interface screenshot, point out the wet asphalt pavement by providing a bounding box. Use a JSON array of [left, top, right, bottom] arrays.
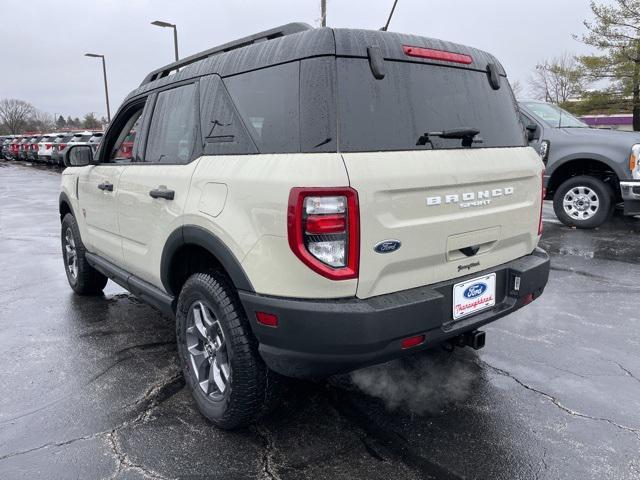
[[0, 161, 639, 480]]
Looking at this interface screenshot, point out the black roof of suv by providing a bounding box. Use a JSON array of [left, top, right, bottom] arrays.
[[107, 23, 520, 160], [127, 23, 506, 101]]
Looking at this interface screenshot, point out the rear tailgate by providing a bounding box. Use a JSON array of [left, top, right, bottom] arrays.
[[334, 39, 544, 299], [343, 148, 543, 298]]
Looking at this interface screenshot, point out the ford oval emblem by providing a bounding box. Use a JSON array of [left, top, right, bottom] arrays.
[[464, 283, 487, 299], [374, 240, 401, 254]]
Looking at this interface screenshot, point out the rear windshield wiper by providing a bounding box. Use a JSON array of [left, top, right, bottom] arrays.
[[416, 128, 481, 148]]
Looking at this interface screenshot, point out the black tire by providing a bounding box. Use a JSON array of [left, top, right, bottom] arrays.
[[61, 213, 108, 294], [176, 272, 281, 429], [553, 175, 613, 229]]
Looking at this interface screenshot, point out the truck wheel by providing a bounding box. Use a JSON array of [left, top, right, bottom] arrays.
[[61, 214, 108, 294], [176, 272, 281, 429], [553, 176, 613, 229]]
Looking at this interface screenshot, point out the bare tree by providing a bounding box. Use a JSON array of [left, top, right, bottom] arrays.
[[509, 79, 524, 99], [0, 99, 35, 134], [528, 53, 586, 104], [26, 110, 55, 132]]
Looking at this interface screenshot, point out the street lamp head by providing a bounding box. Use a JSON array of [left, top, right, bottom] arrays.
[[151, 20, 175, 28], [85, 53, 103, 58]]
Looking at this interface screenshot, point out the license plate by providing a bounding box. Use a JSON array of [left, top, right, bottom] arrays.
[[452, 273, 496, 320]]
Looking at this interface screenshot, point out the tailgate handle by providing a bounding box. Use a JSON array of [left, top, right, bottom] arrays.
[[459, 245, 480, 257]]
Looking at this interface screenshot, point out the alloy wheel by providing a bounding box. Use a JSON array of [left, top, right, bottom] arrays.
[[185, 301, 231, 398], [64, 228, 78, 280]]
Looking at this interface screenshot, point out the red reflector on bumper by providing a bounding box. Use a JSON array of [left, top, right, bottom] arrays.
[[256, 311, 278, 327], [401, 334, 425, 349]]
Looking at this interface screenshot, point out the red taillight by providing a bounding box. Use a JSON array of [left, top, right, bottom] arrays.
[[401, 335, 425, 349], [45, 143, 52, 149], [256, 311, 278, 328], [403, 45, 473, 64], [58, 144, 66, 151], [305, 214, 346, 235], [287, 187, 359, 280], [538, 170, 546, 236]]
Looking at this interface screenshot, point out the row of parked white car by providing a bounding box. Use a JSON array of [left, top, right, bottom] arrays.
[[0, 131, 103, 166]]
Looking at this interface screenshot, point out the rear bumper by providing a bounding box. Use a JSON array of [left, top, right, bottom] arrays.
[[240, 248, 550, 378], [620, 181, 640, 215]]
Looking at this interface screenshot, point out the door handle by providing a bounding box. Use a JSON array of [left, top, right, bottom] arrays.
[[149, 187, 175, 200], [98, 182, 113, 192]]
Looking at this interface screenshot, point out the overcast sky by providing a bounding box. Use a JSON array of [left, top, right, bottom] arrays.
[[1, 0, 608, 119]]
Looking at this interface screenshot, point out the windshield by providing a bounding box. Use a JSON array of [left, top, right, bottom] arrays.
[[337, 59, 526, 151], [520, 102, 588, 128]]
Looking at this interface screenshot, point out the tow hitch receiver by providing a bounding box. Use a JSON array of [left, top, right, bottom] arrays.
[[444, 330, 486, 351], [465, 330, 486, 350]]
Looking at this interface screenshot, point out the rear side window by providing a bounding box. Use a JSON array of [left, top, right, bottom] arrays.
[[145, 83, 198, 164], [199, 75, 257, 155], [225, 62, 300, 154], [337, 59, 525, 152]]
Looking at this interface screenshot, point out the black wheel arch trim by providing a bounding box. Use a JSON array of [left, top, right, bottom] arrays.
[[160, 225, 254, 296], [59, 192, 76, 219]]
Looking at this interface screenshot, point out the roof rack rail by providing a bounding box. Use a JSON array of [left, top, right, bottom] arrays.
[[140, 22, 313, 86]]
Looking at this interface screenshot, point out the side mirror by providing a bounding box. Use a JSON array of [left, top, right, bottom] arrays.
[[64, 144, 94, 167], [526, 124, 538, 142]]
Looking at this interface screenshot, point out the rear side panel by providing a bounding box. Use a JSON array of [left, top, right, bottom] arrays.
[[343, 148, 543, 299], [186, 153, 356, 299]]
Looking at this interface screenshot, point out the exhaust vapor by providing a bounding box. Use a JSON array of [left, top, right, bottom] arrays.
[[349, 349, 479, 415]]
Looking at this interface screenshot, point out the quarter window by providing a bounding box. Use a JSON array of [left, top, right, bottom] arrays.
[[224, 62, 300, 154], [145, 83, 198, 164]]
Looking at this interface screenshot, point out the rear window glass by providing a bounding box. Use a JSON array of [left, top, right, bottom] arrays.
[[80, 135, 92, 142], [224, 62, 300, 154], [337, 59, 525, 152]]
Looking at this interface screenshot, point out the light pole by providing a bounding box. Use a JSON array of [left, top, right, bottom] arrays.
[[151, 20, 179, 62], [84, 53, 111, 123]]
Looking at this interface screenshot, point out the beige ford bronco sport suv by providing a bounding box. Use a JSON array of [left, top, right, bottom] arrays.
[[59, 23, 550, 428]]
